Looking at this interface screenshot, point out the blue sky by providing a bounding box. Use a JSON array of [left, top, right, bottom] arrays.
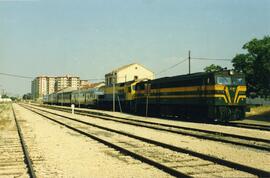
[[0, 0, 269, 95]]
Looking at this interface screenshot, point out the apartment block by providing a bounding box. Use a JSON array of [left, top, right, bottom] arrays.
[[31, 75, 81, 100], [47, 77, 55, 94], [31, 76, 48, 100], [55, 75, 80, 91]]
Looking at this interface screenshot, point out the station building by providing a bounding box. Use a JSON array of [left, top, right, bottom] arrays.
[[105, 63, 154, 86]]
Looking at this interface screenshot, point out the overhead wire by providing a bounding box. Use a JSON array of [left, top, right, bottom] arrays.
[[0, 56, 232, 82], [155, 58, 189, 76], [191, 57, 232, 61], [0, 72, 33, 79]]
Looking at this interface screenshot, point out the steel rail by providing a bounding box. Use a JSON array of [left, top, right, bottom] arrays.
[[22, 104, 270, 177], [78, 110, 270, 144], [224, 123, 270, 132], [40, 104, 270, 132], [12, 105, 36, 178]]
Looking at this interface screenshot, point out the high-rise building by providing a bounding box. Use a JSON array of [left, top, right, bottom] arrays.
[[31, 76, 48, 100], [47, 77, 55, 94], [31, 75, 81, 100], [55, 75, 80, 91]]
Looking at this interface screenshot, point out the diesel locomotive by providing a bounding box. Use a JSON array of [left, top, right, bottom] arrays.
[[134, 70, 247, 121]]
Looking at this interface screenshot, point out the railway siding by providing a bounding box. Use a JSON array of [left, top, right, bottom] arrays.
[[0, 104, 29, 177], [22, 105, 256, 177], [40, 103, 270, 140], [65, 109, 270, 151], [13, 103, 173, 177], [22, 103, 267, 176], [25, 104, 270, 152]]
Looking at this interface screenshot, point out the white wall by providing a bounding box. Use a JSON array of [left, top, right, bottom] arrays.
[[117, 64, 154, 83]]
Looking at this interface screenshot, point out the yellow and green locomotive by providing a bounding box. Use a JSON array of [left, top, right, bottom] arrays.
[[134, 70, 247, 122], [98, 80, 141, 112]]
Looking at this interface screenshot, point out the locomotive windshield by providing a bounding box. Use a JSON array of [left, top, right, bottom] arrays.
[[216, 76, 231, 85], [232, 77, 245, 85], [216, 76, 245, 85]]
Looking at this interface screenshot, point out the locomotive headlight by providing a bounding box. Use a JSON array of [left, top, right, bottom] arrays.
[[229, 70, 234, 75]]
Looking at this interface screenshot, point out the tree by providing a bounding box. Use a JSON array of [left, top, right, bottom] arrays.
[[204, 64, 223, 72], [23, 93, 32, 100], [1, 94, 9, 98], [10, 97, 18, 101], [232, 36, 270, 97]]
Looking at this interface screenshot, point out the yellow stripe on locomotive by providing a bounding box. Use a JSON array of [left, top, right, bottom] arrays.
[[135, 84, 246, 104]]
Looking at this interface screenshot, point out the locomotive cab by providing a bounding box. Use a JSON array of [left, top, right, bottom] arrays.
[[210, 70, 247, 121], [214, 70, 246, 105]]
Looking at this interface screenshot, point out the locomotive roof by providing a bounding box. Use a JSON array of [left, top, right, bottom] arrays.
[[151, 72, 209, 83], [138, 70, 244, 85], [114, 78, 148, 86]]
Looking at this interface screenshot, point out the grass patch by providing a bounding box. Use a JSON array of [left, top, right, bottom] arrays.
[[246, 106, 270, 122], [0, 103, 12, 129]]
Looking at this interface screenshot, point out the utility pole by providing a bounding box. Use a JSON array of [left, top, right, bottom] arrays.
[[188, 50, 191, 74], [145, 84, 149, 117], [78, 85, 81, 108], [112, 71, 115, 112]]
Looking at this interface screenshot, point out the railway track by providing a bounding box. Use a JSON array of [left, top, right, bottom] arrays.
[[0, 104, 36, 178], [33, 104, 270, 152], [21, 104, 269, 177], [12, 106, 36, 178], [40, 104, 270, 132], [224, 122, 270, 132]]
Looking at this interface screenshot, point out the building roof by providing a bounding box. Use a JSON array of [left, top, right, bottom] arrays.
[[56, 87, 77, 93], [55, 75, 79, 78], [113, 63, 136, 72], [35, 75, 79, 79], [80, 82, 105, 89], [105, 63, 153, 76]]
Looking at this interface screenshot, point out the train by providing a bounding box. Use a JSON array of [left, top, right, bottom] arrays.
[[43, 87, 104, 107], [43, 70, 248, 122]]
